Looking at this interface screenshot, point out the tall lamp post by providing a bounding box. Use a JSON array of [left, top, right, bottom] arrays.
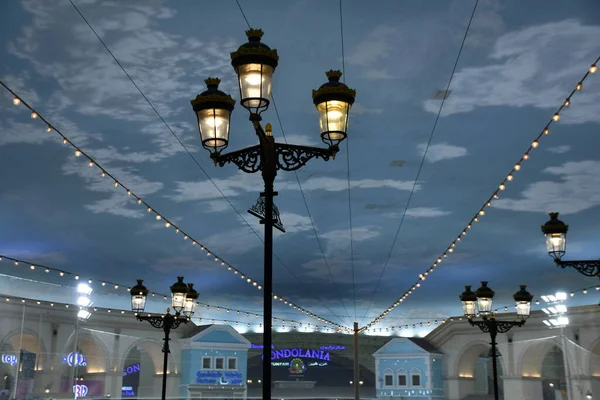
[[130, 277, 198, 400], [460, 282, 533, 400], [541, 212, 600, 278], [190, 28, 356, 400]]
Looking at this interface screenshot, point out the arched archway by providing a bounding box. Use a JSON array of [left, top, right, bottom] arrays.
[[455, 340, 505, 397], [589, 337, 600, 376], [0, 329, 47, 396], [518, 337, 568, 400], [120, 340, 162, 398], [57, 331, 110, 396]]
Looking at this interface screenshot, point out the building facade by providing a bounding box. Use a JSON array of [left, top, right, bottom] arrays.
[[0, 299, 598, 399]]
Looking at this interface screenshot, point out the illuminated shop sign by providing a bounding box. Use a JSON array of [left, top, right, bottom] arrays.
[[196, 371, 243, 386], [121, 386, 136, 397], [123, 363, 140, 376], [270, 349, 330, 361], [62, 352, 87, 367], [73, 384, 88, 398], [320, 345, 345, 351], [1, 354, 17, 366]]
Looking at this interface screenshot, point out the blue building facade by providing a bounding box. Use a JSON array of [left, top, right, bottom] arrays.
[[179, 324, 251, 399], [373, 337, 444, 399]]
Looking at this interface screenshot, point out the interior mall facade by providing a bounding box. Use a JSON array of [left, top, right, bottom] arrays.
[[0, 299, 598, 400]]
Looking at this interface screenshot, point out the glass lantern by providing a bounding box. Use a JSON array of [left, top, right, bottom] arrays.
[[130, 279, 149, 314], [191, 78, 235, 156], [183, 283, 199, 318], [230, 29, 279, 115], [170, 276, 189, 314], [475, 281, 495, 315], [513, 285, 533, 321], [312, 70, 356, 149], [460, 286, 477, 318], [541, 212, 568, 261]]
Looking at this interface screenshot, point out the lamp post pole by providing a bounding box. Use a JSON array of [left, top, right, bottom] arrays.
[[130, 278, 198, 400], [191, 29, 356, 400], [460, 282, 533, 400], [467, 317, 524, 400], [353, 322, 360, 400]]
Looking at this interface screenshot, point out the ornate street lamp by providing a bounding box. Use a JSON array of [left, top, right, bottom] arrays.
[[541, 212, 600, 278], [191, 28, 356, 400], [130, 277, 196, 400], [459, 282, 533, 400]]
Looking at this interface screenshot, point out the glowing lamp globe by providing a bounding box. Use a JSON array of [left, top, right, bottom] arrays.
[[170, 276, 189, 314], [541, 212, 568, 261], [312, 70, 356, 151], [513, 285, 533, 321], [191, 78, 235, 157], [230, 29, 279, 115], [459, 285, 477, 318], [183, 283, 199, 318], [130, 279, 149, 314], [475, 281, 495, 315]]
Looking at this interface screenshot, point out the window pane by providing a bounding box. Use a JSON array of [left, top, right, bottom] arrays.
[[202, 357, 211, 369], [384, 375, 393, 386], [398, 375, 407, 386], [216, 358, 224, 369], [412, 374, 420, 386], [228, 358, 237, 370]]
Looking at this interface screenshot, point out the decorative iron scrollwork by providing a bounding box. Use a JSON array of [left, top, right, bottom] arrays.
[[248, 196, 285, 233], [275, 143, 332, 171], [137, 315, 185, 331], [557, 259, 600, 278], [469, 318, 524, 334], [216, 145, 262, 173]]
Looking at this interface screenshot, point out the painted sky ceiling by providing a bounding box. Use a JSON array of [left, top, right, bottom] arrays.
[[0, 0, 599, 334]]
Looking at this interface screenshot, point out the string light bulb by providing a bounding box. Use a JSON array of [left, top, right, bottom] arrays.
[[552, 113, 560, 122], [75, 150, 81, 157], [46, 126, 52, 133], [564, 99, 570, 107], [576, 82, 583, 91], [31, 112, 38, 119], [590, 64, 598, 74], [13, 97, 21, 105]]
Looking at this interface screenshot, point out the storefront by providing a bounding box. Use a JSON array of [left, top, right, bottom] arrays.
[[179, 325, 250, 399]]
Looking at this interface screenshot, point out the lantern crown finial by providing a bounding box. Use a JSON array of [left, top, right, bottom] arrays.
[[325, 70, 343, 82], [245, 28, 264, 41], [541, 211, 569, 235], [204, 77, 221, 88]]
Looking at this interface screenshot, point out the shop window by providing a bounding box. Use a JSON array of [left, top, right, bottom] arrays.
[[411, 368, 421, 387], [227, 357, 238, 370], [384, 374, 393, 387], [215, 357, 225, 370], [398, 371, 407, 386], [202, 357, 212, 370]]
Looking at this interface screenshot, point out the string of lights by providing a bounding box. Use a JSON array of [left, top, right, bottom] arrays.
[[363, 283, 600, 334], [0, 293, 337, 332], [0, 254, 354, 328], [0, 81, 350, 333], [360, 57, 599, 333]]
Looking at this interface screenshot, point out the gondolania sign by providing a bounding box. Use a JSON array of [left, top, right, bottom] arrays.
[[270, 349, 330, 361]]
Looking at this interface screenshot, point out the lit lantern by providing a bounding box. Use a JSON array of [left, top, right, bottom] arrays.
[[513, 285, 533, 321], [170, 276, 189, 314], [475, 281, 495, 315], [130, 279, 149, 314], [460, 285, 477, 318], [541, 212, 568, 261], [230, 29, 279, 115], [183, 283, 199, 318], [312, 70, 356, 150], [191, 78, 235, 157]]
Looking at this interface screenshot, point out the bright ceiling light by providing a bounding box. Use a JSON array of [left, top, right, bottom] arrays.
[[77, 296, 92, 307], [77, 283, 93, 295], [77, 309, 91, 320]]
